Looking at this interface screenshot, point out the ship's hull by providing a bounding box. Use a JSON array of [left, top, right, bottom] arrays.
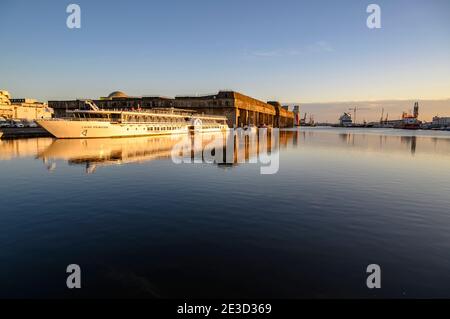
[[396, 123, 421, 130], [37, 120, 228, 139], [37, 120, 190, 138], [396, 117, 421, 130]]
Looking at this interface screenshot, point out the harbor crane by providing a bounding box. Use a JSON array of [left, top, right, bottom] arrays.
[[379, 108, 390, 124], [349, 107, 370, 124]]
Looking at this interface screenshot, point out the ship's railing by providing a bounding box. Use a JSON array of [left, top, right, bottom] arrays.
[[43, 117, 112, 122], [68, 110, 227, 120], [102, 108, 195, 116], [195, 114, 227, 119], [46, 115, 224, 121]]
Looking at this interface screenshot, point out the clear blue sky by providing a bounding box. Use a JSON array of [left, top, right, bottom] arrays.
[[1, 0, 449, 104]]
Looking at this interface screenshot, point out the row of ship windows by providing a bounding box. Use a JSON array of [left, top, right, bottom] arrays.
[[195, 125, 222, 128], [126, 126, 183, 131], [125, 125, 222, 131]]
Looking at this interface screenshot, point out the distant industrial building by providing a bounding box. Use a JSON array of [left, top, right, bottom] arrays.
[[432, 116, 450, 128], [49, 90, 295, 128], [0, 90, 53, 121], [292, 105, 300, 126]]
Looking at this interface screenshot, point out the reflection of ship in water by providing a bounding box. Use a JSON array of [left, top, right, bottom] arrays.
[[39, 135, 188, 173], [37, 130, 280, 173]]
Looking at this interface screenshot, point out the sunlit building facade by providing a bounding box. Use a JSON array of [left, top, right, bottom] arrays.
[[0, 90, 53, 121]]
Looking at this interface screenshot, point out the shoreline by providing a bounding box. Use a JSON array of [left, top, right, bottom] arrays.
[[0, 127, 52, 139]]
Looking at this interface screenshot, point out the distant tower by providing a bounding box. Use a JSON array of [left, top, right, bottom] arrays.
[[293, 105, 300, 126], [413, 102, 419, 118]]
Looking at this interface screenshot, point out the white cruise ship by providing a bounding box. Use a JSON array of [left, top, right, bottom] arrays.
[[37, 100, 229, 139]]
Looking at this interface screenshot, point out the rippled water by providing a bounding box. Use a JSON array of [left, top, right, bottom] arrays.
[[1, 128, 449, 298]]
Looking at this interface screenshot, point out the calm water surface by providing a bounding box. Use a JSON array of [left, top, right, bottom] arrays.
[[1, 128, 450, 298]]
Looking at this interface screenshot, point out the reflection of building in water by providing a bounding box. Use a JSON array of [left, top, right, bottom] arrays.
[[279, 130, 300, 148], [0, 138, 54, 160], [0, 90, 53, 121]]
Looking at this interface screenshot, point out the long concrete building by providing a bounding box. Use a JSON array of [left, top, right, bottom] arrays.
[[49, 90, 295, 128]]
